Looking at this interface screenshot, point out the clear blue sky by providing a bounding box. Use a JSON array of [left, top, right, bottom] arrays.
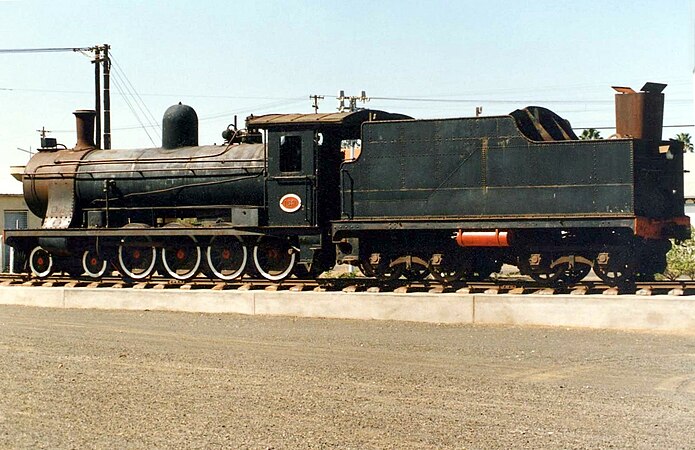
[[0, 0, 693, 193]]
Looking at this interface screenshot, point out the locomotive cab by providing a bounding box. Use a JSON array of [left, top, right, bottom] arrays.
[[246, 110, 411, 272]]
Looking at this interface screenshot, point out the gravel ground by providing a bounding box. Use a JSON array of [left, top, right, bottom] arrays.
[[0, 304, 693, 449]]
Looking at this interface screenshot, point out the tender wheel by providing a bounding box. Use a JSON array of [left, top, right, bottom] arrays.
[[206, 235, 247, 281], [528, 268, 564, 285], [252, 236, 296, 281], [117, 238, 157, 280], [593, 250, 635, 287], [519, 253, 563, 286], [398, 256, 429, 281], [429, 265, 464, 283], [359, 253, 403, 281], [82, 250, 108, 278], [29, 246, 53, 279], [429, 254, 468, 283], [555, 263, 591, 284], [373, 262, 403, 281], [162, 236, 202, 281], [403, 265, 428, 281], [359, 257, 376, 277]]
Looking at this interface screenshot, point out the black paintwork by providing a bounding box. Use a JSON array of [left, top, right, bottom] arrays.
[[343, 115, 636, 221]]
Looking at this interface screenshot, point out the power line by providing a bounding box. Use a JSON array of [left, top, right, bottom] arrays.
[[572, 124, 694, 130], [360, 95, 694, 105], [0, 47, 93, 54], [49, 98, 307, 133], [0, 86, 304, 100], [110, 52, 160, 137], [108, 53, 160, 145], [110, 75, 157, 146], [2, 86, 693, 104]]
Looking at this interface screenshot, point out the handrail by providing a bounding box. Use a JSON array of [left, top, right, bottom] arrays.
[[340, 168, 354, 219]]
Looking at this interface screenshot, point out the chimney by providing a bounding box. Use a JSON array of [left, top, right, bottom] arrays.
[[73, 109, 97, 150], [612, 82, 666, 142]]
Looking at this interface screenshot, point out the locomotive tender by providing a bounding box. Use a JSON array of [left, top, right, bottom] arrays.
[[6, 82, 690, 287]]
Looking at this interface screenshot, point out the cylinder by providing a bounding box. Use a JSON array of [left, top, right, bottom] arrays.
[[454, 229, 510, 247], [74, 110, 96, 150]]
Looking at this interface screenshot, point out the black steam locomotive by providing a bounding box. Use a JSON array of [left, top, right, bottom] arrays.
[[6, 82, 690, 287]]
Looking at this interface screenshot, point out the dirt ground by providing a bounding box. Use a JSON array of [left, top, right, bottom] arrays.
[[0, 304, 693, 449]]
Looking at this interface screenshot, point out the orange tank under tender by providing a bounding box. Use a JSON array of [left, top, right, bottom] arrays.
[[455, 229, 511, 247]]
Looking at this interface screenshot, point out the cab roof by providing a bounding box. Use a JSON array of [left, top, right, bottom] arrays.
[[246, 109, 411, 128]]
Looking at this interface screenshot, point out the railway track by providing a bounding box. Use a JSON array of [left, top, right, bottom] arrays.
[[0, 272, 693, 296]]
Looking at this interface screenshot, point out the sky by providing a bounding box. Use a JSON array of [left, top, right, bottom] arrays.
[[0, 0, 694, 194]]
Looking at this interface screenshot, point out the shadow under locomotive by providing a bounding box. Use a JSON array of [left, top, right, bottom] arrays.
[[5, 83, 690, 288]]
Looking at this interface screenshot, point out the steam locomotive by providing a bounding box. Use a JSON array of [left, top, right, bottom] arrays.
[[6, 82, 690, 287]]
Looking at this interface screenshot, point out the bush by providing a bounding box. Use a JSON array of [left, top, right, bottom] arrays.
[[662, 229, 695, 280]]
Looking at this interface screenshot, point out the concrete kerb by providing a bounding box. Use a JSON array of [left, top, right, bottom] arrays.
[[0, 287, 475, 323], [0, 286, 65, 308], [0, 286, 693, 333], [472, 294, 695, 333], [62, 288, 255, 315], [254, 291, 474, 324]]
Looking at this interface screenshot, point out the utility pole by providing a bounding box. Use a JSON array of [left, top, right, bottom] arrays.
[[90, 44, 111, 149], [92, 44, 111, 149], [36, 126, 50, 139], [337, 90, 369, 112], [0, 44, 112, 148], [93, 46, 101, 148], [102, 44, 111, 149], [309, 94, 324, 113], [35, 126, 54, 148]]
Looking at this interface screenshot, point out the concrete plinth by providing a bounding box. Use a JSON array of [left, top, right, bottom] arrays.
[[254, 292, 474, 324], [0, 286, 693, 334], [473, 295, 695, 333]]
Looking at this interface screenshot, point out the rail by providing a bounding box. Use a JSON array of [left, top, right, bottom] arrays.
[[0, 272, 693, 296]]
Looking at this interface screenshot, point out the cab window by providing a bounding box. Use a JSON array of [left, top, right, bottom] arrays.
[[279, 135, 302, 172]]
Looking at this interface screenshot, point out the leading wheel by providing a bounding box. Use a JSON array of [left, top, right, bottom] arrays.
[[206, 235, 247, 281], [29, 246, 53, 279], [253, 236, 296, 281]]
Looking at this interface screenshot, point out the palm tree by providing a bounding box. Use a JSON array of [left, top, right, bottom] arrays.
[[579, 128, 602, 140], [675, 133, 693, 152]]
